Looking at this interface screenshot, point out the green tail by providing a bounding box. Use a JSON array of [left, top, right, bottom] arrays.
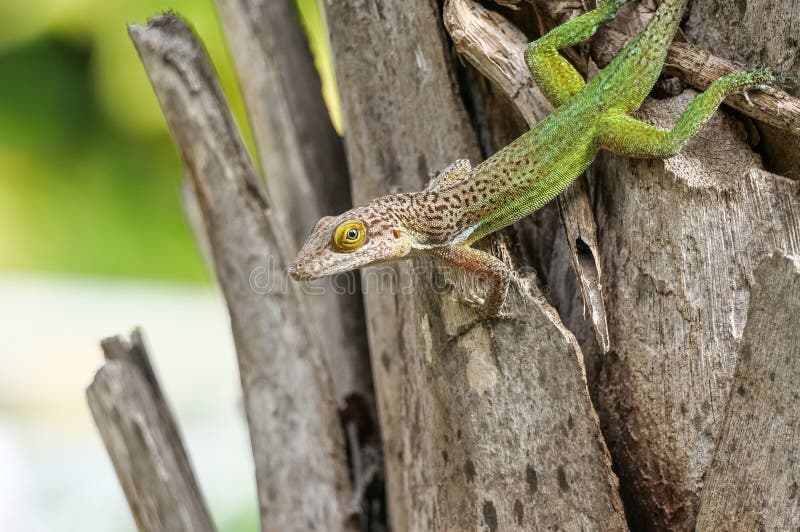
[[591, 0, 691, 112]]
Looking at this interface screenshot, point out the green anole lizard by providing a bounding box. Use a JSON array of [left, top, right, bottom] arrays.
[[290, 0, 796, 316]]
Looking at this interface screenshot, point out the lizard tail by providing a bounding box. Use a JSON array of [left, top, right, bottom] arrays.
[[595, 0, 691, 112], [637, 0, 691, 54]]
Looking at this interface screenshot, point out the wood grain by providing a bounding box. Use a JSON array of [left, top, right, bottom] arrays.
[[129, 15, 355, 532], [213, 0, 372, 403], [695, 254, 800, 531], [591, 91, 800, 530], [88, 330, 214, 532]]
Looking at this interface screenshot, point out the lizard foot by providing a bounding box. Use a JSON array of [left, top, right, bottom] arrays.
[[449, 311, 525, 341], [773, 46, 800, 71], [754, 48, 800, 91], [454, 288, 486, 309], [453, 290, 514, 321]]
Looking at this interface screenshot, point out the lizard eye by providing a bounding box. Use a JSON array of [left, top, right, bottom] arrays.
[[333, 220, 367, 252]]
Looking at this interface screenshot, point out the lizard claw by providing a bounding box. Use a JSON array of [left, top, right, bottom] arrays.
[[773, 46, 800, 71], [454, 289, 518, 321], [761, 47, 800, 91], [468, 290, 485, 306], [774, 73, 800, 90], [455, 289, 486, 308]]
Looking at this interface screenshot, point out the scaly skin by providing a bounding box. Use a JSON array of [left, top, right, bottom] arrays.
[[290, 0, 787, 316]]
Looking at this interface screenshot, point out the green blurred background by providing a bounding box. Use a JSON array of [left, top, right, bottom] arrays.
[[0, 0, 338, 281], [0, 1, 338, 530]]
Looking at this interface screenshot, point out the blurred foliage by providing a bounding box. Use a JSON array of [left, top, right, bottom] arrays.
[[0, 0, 338, 282], [221, 503, 260, 532]]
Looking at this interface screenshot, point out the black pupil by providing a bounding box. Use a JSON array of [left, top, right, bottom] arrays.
[[346, 228, 359, 240]]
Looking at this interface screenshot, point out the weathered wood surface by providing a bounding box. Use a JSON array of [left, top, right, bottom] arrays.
[[321, 1, 626, 530], [213, 0, 372, 401], [484, 2, 800, 528], [684, 0, 800, 90], [129, 15, 355, 532], [213, 0, 349, 245], [695, 253, 800, 531], [587, 92, 800, 530], [538, 2, 800, 528], [684, 0, 800, 178], [88, 330, 215, 532]]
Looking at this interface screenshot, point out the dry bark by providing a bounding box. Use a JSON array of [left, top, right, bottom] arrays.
[[128, 15, 355, 532], [213, 0, 350, 244], [684, 0, 800, 178], [695, 253, 800, 531], [584, 92, 800, 530], [530, 3, 800, 529], [321, 1, 626, 530], [213, 0, 372, 401], [88, 330, 215, 532], [482, 2, 800, 528]]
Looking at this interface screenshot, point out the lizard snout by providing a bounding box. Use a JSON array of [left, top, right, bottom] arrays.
[[289, 254, 326, 281], [288, 261, 309, 281]]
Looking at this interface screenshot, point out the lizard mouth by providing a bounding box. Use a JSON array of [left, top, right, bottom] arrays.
[[288, 256, 332, 281], [288, 263, 314, 281]]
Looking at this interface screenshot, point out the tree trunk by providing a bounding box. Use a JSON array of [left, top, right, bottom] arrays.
[[555, 2, 800, 529], [322, 1, 625, 530], [586, 92, 800, 530], [90, 1, 800, 530], [213, 0, 373, 401]]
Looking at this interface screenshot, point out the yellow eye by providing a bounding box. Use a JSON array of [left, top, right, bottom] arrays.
[[332, 220, 366, 252]]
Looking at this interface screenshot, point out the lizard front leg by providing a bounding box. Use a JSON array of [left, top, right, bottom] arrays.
[[431, 245, 511, 317], [427, 159, 472, 191]]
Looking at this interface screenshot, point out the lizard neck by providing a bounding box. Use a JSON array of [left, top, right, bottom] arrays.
[[370, 190, 469, 249]]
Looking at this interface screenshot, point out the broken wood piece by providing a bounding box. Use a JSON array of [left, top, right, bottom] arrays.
[[89, 330, 215, 532], [213, 0, 373, 406], [695, 253, 800, 530], [323, 0, 626, 528]]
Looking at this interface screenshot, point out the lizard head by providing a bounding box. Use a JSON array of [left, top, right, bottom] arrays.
[[289, 201, 414, 280]]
